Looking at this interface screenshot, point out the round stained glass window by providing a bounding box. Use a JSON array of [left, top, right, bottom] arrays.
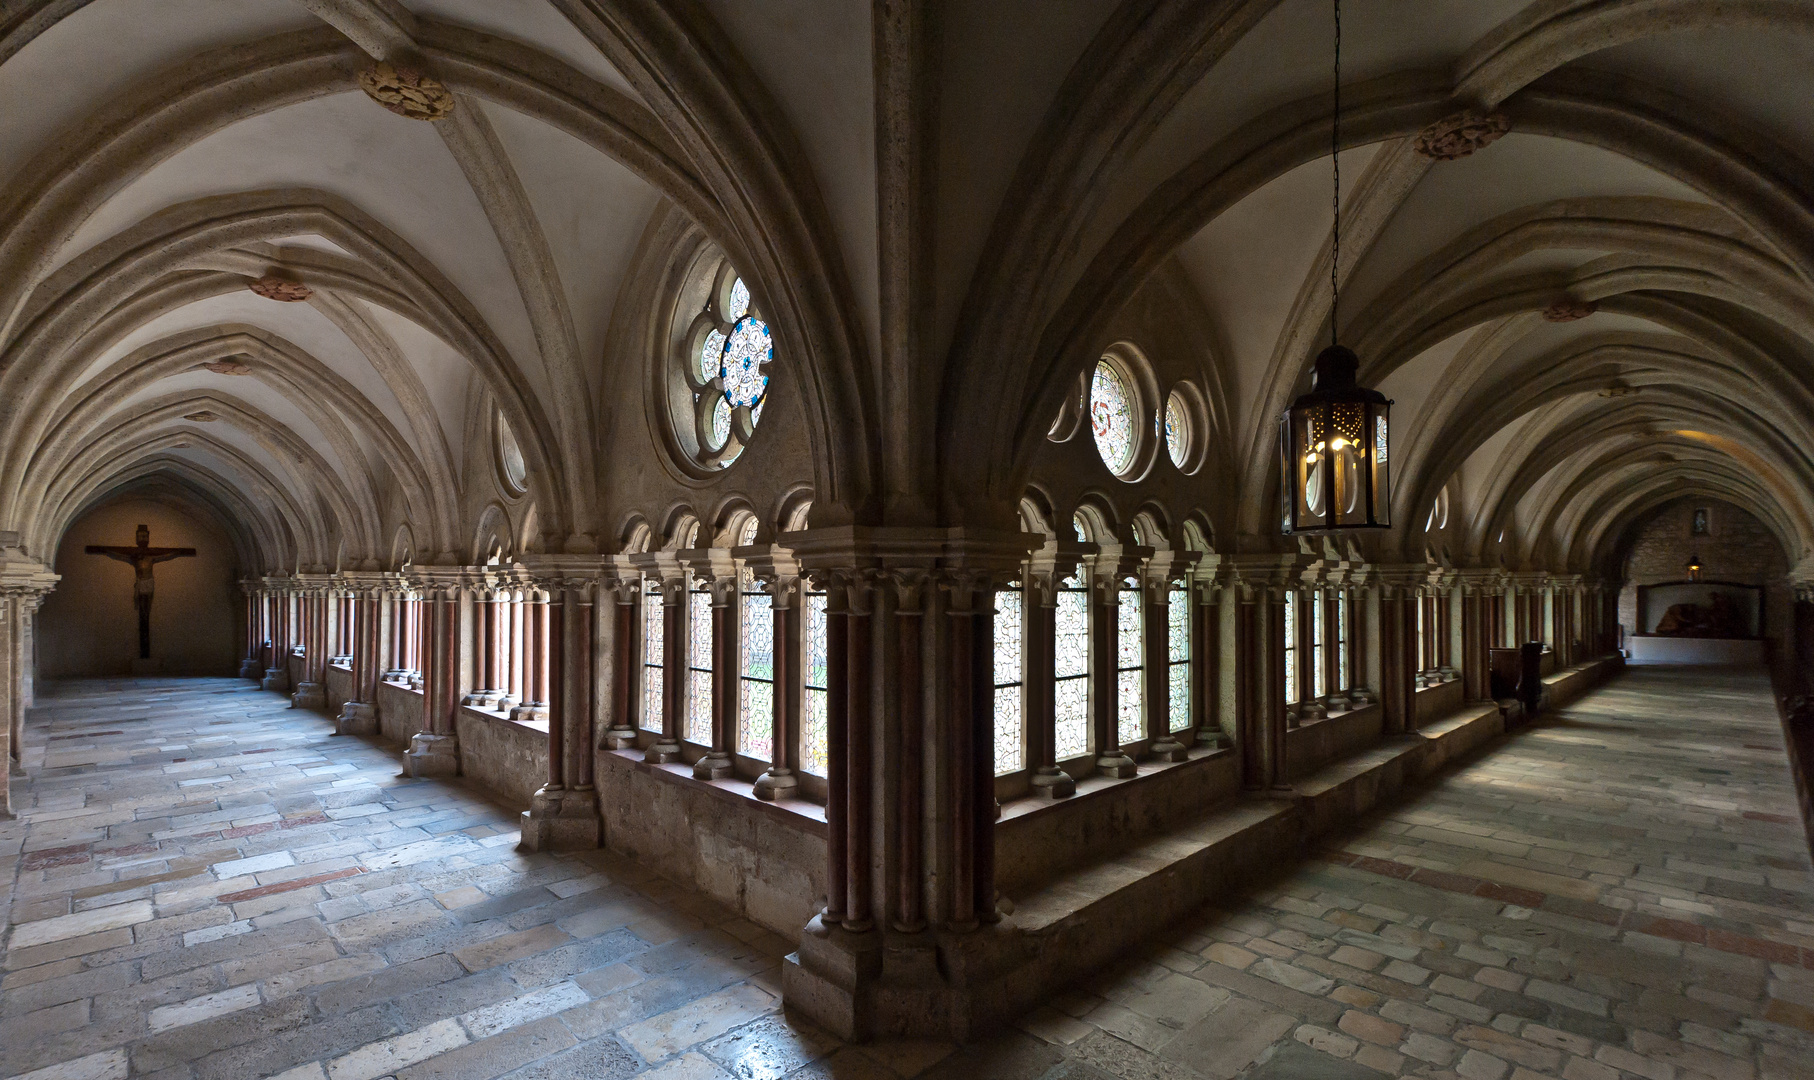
[[1164, 391, 1189, 469], [676, 262, 775, 471], [1090, 360, 1136, 474]]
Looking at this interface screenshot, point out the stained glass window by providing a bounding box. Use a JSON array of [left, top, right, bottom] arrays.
[[1168, 582, 1190, 733], [686, 576, 713, 745], [1337, 590, 1350, 691], [680, 266, 773, 470], [642, 579, 664, 732], [801, 588, 828, 776], [739, 566, 773, 762], [1283, 591, 1298, 705], [1312, 590, 1327, 700], [1090, 360, 1136, 475], [993, 588, 1024, 775], [1164, 391, 1189, 469], [1054, 574, 1090, 759], [1117, 581, 1143, 746]]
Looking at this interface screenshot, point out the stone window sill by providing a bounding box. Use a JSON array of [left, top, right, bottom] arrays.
[[460, 702, 549, 735], [605, 748, 828, 837], [999, 742, 1236, 824]]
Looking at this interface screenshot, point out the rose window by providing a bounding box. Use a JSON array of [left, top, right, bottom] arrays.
[[681, 268, 773, 469]]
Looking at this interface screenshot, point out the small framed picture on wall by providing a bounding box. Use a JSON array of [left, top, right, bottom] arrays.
[[1691, 506, 1711, 536]]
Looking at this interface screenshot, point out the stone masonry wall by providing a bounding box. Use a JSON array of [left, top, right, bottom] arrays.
[[1618, 498, 1790, 646]]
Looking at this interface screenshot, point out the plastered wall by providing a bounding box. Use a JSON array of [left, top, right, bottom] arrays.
[[37, 498, 240, 677]]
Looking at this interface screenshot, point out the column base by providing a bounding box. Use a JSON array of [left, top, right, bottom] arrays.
[[1095, 752, 1137, 779], [291, 682, 326, 710], [1147, 735, 1188, 763], [261, 668, 290, 692], [752, 768, 799, 801], [1194, 727, 1232, 751], [691, 752, 733, 780], [1324, 694, 1351, 712], [402, 731, 459, 778], [335, 701, 377, 736], [238, 658, 262, 679], [1028, 767, 1075, 798], [1348, 687, 1376, 706], [600, 726, 638, 750], [517, 786, 600, 851], [643, 740, 682, 764], [509, 703, 548, 724], [1298, 701, 1328, 721]]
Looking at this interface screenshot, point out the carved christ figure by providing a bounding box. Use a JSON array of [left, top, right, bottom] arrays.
[[86, 524, 196, 659]]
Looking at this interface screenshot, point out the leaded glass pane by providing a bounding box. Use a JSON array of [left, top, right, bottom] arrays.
[[728, 277, 750, 322], [1338, 591, 1351, 690], [1054, 576, 1090, 759], [686, 584, 712, 745], [708, 396, 731, 451], [721, 317, 771, 408], [1168, 584, 1190, 733], [994, 589, 1023, 775], [1117, 586, 1142, 745], [698, 329, 725, 384], [800, 591, 828, 776], [739, 573, 773, 762], [1089, 361, 1136, 474], [1283, 593, 1298, 705], [1165, 391, 1188, 468], [1313, 591, 1327, 699], [642, 584, 664, 732]]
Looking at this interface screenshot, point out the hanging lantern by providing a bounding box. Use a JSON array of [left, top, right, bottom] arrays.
[[1280, 344, 1392, 533], [1686, 554, 1703, 582]]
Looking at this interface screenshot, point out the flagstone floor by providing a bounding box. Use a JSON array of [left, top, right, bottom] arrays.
[[1, 667, 1810, 1080]]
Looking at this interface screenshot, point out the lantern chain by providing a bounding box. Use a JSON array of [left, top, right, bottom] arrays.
[[1331, 0, 1341, 350]]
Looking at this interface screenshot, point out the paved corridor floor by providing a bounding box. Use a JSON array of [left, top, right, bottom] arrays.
[[2, 667, 1812, 1079]]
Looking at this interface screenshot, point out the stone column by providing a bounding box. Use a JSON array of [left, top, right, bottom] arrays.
[[745, 549, 801, 800], [336, 575, 383, 735], [1457, 571, 1493, 701], [1793, 581, 1814, 696], [1086, 538, 1149, 779], [635, 557, 685, 764], [0, 544, 57, 814], [520, 558, 603, 851], [1295, 570, 1327, 722], [403, 568, 466, 778], [678, 546, 739, 780], [1377, 569, 1423, 736], [1226, 555, 1295, 790], [599, 574, 641, 748], [781, 528, 1035, 1043], [262, 576, 292, 691], [292, 576, 330, 710], [1022, 534, 1088, 796], [239, 581, 263, 678], [1146, 554, 1195, 761], [1193, 560, 1230, 749], [1348, 569, 1377, 707]]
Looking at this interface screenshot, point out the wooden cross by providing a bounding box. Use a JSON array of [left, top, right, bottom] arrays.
[[85, 524, 196, 660]]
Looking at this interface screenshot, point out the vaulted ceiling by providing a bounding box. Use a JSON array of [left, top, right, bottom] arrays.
[[2, 0, 1808, 581]]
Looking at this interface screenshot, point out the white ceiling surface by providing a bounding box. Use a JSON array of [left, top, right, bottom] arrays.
[[410, 0, 640, 101], [1173, 146, 1379, 443], [0, 0, 319, 190], [707, 0, 880, 367]]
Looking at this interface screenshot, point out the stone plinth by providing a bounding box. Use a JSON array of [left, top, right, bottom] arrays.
[[261, 667, 289, 692], [403, 731, 459, 778], [518, 786, 601, 851], [291, 681, 325, 710], [335, 700, 377, 736]]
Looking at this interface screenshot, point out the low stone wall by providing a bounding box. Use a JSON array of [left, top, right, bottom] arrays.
[[595, 749, 827, 937], [1414, 677, 1465, 723], [997, 750, 1241, 892], [1545, 653, 1625, 708], [375, 680, 421, 745], [454, 707, 546, 808], [1287, 704, 1383, 782], [324, 664, 352, 716]]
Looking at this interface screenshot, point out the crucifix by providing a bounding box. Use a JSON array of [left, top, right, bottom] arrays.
[[86, 524, 196, 659]]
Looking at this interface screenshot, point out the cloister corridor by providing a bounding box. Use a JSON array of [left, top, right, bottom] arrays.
[[1, 668, 1809, 1080]]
